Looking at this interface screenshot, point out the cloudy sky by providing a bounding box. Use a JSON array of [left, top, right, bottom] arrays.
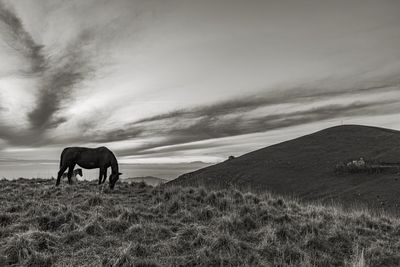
[[0, 0, 400, 168]]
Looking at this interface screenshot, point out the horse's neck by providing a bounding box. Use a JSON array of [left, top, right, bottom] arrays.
[[110, 158, 119, 174]]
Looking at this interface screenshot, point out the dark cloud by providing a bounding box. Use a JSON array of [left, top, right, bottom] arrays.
[[28, 30, 94, 129], [0, 1, 47, 74], [135, 81, 400, 125], [0, 124, 42, 146]]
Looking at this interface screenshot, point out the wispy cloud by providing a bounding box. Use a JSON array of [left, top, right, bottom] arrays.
[[0, 2, 95, 143], [75, 81, 400, 157], [0, 1, 47, 74], [27, 30, 94, 129], [115, 95, 400, 157]]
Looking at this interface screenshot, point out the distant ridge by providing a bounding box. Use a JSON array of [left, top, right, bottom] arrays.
[[172, 125, 400, 211]]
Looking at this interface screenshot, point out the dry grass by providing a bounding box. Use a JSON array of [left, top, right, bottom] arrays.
[[0, 178, 399, 266]]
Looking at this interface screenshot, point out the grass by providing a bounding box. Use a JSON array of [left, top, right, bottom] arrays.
[[0, 178, 399, 266]]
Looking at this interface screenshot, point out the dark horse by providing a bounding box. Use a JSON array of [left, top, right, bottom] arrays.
[[56, 146, 122, 189]]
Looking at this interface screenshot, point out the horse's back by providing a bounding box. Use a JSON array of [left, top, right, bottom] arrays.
[[94, 146, 114, 157], [59, 147, 113, 167], [61, 147, 86, 158], [63, 147, 110, 154], [96, 146, 111, 152]]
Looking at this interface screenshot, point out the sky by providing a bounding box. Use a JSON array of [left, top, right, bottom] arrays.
[[0, 0, 400, 175]]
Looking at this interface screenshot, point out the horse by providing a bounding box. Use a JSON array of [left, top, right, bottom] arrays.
[[62, 168, 83, 183], [56, 146, 122, 189]]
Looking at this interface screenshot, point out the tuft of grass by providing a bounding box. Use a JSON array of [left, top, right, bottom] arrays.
[[128, 242, 150, 257], [134, 259, 160, 267], [351, 248, 365, 267], [87, 194, 103, 206], [196, 206, 215, 221], [119, 209, 139, 223], [167, 200, 180, 214], [28, 231, 59, 252], [0, 213, 14, 227], [105, 218, 130, 234], [25, 252, 53, 267], [83, 218, 105, 236], [3, 234, 34, 265], [112, 251, 135, 267], [63, 230, 86, 245]]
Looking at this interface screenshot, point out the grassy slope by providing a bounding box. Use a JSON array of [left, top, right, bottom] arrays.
[[124, 177, 168, 186], [173, 125, 400, 212], [0, 179, 399, 266]]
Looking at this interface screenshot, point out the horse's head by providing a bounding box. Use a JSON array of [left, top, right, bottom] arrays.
[[109, 172, 122, 189]]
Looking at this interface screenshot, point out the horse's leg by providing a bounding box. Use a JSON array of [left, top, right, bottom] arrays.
[[101, 168, 108, 184], [56, 164, 68, 186], [98, 168, 104, 185], [67, 164, 75, 185]]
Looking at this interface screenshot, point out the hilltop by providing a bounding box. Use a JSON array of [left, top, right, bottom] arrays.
[[0, 178, 399, 266], [173, 125, 400, 212]]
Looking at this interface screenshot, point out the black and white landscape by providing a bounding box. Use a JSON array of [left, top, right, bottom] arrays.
[[0, 0, 400, 266]]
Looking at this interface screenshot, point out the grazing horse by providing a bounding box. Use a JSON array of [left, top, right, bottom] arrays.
[[56, 147, 122, 189]]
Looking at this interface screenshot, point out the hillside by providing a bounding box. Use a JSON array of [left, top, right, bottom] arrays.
[[0, 178, 399, 266], [124, 176, 168, 186], [173, 125, 400, 212]]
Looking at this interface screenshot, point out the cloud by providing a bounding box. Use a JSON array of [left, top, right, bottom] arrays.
[[115, 97, 400, 157], [27, 30, 95, 129], [73, 81, 399, 157], [0, 1, 47, 74], [0, 2, 96, 142], [134, 80, 400, 125]]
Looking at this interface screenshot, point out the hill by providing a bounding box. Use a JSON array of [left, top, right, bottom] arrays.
[[0, 178, 399, 266], [173, 125, 400, 212], [123, 176, 167, 186]]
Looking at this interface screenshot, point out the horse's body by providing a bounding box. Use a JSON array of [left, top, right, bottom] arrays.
[[56, 146, 121, 189]]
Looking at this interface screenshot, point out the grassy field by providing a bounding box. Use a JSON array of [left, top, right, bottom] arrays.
[[0, 179, 399, 266]]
